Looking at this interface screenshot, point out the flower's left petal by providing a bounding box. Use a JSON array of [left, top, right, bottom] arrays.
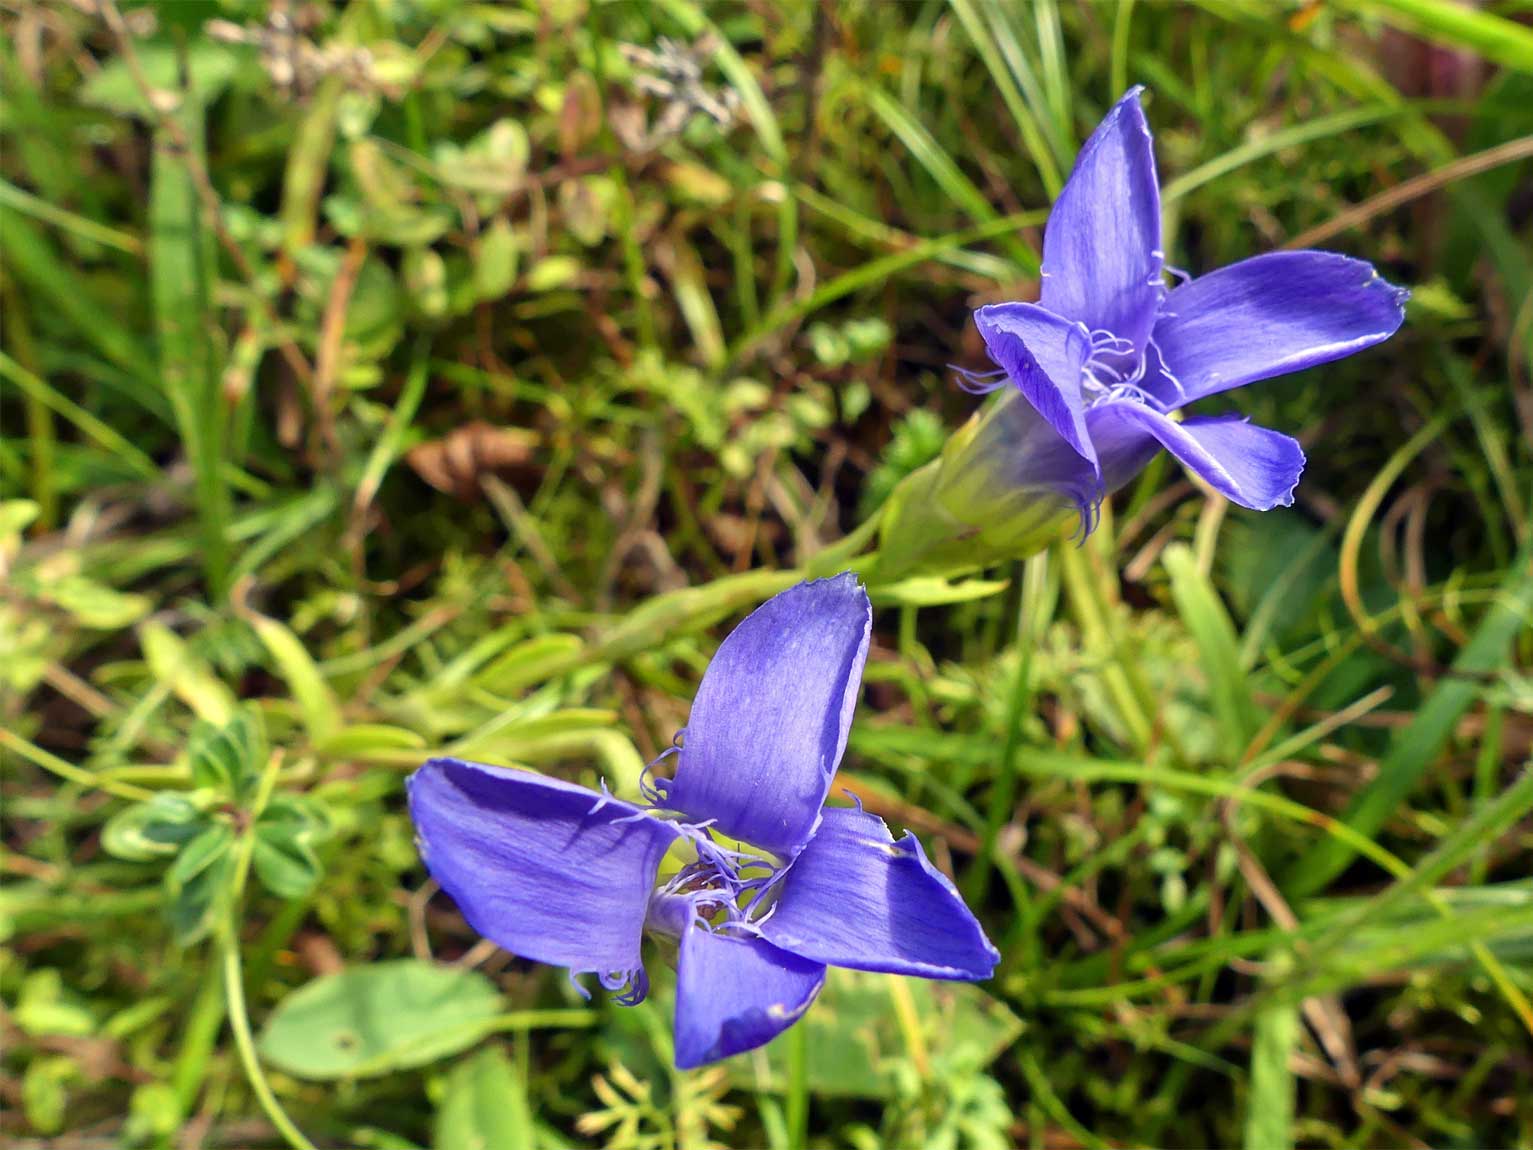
[[1040, 86, 1164, 348], [1088, 404, 1305, 511], [1153, 251, 1408, 404], [760, 806, 999, 980], [656, 574, 871, 860], [673, 928, 826, 1069], [408, 758, 678, 983], [974, 302, 1095, 466]]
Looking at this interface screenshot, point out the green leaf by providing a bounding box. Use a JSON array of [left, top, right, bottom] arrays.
[[251, 797, 330, 900], [166, 860, 230, 947], [101, 793, 209, 862], [471, 634, 585, 694], [165, 823, 234, 946], [0, 499, 39, 542], [45, 575, 152, 629], [403, 247, 450, 319], [433, 119, 529, 195], [433, 1045, 533, 1150], [719, 970, 1022, 1099], [79, 42, 239, 118], [314, 724, 429, 756], [474, 216, 519, 302], [15, 970, 96, 1038], [524, 255, 581, 292], [251, 797, 329, 907], [187, 707, 266, 798], [22, 1056, 77, 1135], [140, 620, 237, 725], [257, 960, 505, 1080], [242, 608, 342, 744], [251, 829, 321, 900], [871, 575, 1011, 607], [124, 1082, 182, 1144]]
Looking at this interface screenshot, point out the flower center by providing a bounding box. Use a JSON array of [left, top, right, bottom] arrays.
[[642, 818, 782, 943], [1081, 329, 1156, 408]]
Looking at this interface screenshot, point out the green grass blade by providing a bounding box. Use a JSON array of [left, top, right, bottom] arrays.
[[1162, 105, 1403, 203], [0, 208, 158, 386], [0, 177, 143, 255], [1110, 0, 1139, 100], [1163, 543, 1262, 762], [947, 0, 1066, 196], [1339, 0, 1533, 73], [0, 351, 158, 479], [1243, 998, 1298, 1150], [149, 97, 229, 599], [728, 210, 1045, 363], [1283, 537, 1533, 894], [661, 0, 799, 305], [861, 83, 1038, 269]]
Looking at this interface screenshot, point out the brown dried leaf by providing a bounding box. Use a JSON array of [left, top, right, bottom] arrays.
[[407, 421, 538, 501], [559, 71, 601, 159]]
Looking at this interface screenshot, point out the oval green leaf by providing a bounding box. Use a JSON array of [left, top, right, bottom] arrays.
[[257, 960, 504, 1080]]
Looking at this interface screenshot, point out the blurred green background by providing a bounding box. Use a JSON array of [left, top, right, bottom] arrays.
[[3, 0, 1532, 1146]]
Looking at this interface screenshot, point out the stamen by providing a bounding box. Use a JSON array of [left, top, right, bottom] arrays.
[[1146, 338, 1187, 403], [952, 365, 1010, 395], [638, 744, 679, 804], [608, 807, 659, 827], [587, 778, 617, 816], [1088, 329, 1135, 355], [601, 966, 650, 1007]]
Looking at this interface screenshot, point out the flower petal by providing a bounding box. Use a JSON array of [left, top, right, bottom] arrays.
[[407, 758, 678, 988], [973, 302, 1095, 465], [1088, 403, 1305, 511], [1040, 87, 1164, 348], [655, 574, 871, 860], [760, 806, 999, 980], [673, 928, 826, 1069], [1152, 251, 1408, 404]]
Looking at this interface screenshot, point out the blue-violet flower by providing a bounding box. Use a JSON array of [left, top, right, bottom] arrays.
[[963, 86, 1408, 530], [407, 574, 998, 1068]]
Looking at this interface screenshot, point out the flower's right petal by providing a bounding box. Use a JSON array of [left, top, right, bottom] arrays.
[[974, 302, 1095, 466], [656, 574, 871, 861], [760, 806, 999, 980], [408, 758, 678, 985], [673, 928, 826, 1069], [1088, 404, 1305, 511], [1040, 87, 1164, 348], [1152, 251, 1407, 404]]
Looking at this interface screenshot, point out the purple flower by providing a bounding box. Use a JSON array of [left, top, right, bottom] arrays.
[[407, 574, 997, 1069], [965, 87, 1408, 529]]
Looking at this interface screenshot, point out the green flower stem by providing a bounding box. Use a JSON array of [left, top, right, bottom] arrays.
[[220, 750, 316, 1150], [784, 1021, 809, 1150], [0, 727, 153, 802], [222, 932, 315, 1150]]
